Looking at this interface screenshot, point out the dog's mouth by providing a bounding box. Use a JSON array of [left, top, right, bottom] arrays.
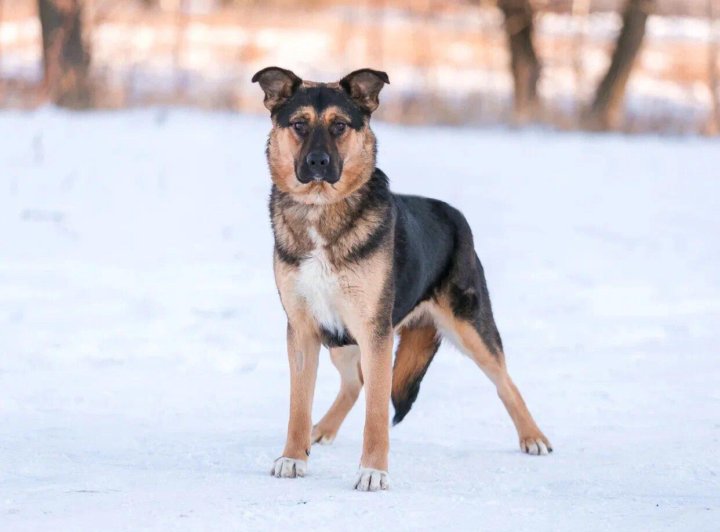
[[291, 178, 341, 205], [303, 179, 337, 193], [296, 173, 341, 188]]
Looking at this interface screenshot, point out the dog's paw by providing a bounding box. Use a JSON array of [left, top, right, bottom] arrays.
[[270, 457, 307, 478], [354, 467, 389, 491], [520, 433, 553, 456], [311, 424, 336, 445]]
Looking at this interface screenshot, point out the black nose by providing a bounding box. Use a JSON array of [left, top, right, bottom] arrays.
[[306, 150, 330, 169]]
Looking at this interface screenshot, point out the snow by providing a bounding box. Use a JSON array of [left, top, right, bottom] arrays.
[[1, 108, 719, 530]]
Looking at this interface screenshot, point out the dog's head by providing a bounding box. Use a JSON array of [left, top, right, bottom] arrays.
[[253, 67, 389, 204]]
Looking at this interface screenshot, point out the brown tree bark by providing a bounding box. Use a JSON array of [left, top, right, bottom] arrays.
[[587, 0, 655, 130], [37, 0, 92, 108], [708, 0, 720, 134], [498, 0, 541, 122], [0, 1, 4, 88]]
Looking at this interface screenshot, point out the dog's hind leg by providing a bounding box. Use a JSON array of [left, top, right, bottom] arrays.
[[312, 345, 363, 445], [431, 278, 552, 455]]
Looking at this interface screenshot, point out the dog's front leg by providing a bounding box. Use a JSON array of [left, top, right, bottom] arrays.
[[271, 321, 320, 478], [355, 328, 393, 491]]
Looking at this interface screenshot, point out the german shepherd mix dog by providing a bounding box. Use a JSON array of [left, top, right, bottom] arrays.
[[253, 67, 552, 491]]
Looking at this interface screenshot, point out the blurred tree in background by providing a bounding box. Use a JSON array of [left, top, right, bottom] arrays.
[[37, 0, 92, 108], [708, 0, 720, 134], [0, 0, 710, 132], [498, 0, 540, 122], [587, 0, 655, 129]]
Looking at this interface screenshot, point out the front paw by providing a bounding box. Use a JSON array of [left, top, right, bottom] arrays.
[[270, 457, 307, 478], [354, 467, 389, 491]]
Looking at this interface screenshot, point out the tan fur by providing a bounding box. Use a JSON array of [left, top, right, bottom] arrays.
[[270, 186, 390, 268], [395, 301, 433, 329], [332, 254, 393, 471], [357, 333, 393, 471], [428, 296, 552, 453], [311, 292, 552, 456], [282, 316, 321, 461], [273, 201, 394, 470], [311, 345, 363, 444], [267, 105, 376, 206], [267, 126, 305, 197], [391, 323, 439, 407]]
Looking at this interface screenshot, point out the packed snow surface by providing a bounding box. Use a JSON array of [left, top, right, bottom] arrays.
[[1, 109, 718, 530]]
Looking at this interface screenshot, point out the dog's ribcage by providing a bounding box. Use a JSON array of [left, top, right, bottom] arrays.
[[295, 227, 345, 335]]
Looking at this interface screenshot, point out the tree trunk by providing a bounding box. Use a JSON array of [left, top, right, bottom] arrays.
[[708, 0, 720, 134], [587, 0, 654, 130], [37, 0, 92, 108], [498, 0, 541, 122]]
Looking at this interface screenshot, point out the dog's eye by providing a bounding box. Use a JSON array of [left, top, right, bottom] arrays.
[[330, 122, 347, 136], [292, 121, 308, 136]]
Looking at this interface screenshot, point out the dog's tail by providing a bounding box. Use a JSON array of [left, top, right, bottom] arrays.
[[391, 324, 441, 425]]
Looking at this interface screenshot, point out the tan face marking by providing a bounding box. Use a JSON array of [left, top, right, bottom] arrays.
[[267, 103, 376, 205], [322, 106, 353, 126], [288, 105, 317, 125], [268, 126, 302, 194], [333, 126, 375, 196]]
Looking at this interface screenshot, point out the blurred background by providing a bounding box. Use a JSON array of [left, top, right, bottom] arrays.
[[2, 2, 720, 528], [0, 0, 718, 134]]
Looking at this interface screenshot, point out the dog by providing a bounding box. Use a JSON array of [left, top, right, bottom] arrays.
[[253, 66, 552, 491]]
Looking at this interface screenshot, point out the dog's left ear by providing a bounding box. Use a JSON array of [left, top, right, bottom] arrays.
[[252, 66, 302, 112], [339, 68, 390, 114]]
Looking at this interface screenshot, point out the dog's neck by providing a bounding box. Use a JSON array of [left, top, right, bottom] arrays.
[[270, 169, 393, 267]]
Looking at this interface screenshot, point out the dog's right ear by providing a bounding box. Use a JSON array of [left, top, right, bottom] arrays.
[[252, 67, 302, 112]]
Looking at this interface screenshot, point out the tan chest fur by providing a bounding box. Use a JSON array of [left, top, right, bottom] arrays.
[[272, 188, 393, 341]]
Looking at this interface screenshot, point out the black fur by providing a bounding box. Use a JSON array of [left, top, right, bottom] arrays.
[[320, 327, 356, 348], [325, 169, 390, 253], [274, 86, 366, 129], [342, 171, 505, 422], [345, 209, 393, 264], [274, 239, 302, 267]]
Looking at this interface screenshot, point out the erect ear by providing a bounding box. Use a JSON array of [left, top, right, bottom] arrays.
[[339, 68, 390, 114], [251, 66, 302, 112]]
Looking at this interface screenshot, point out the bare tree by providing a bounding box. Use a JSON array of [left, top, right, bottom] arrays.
[[37, 0, 92, 108], [0, 1, 4, 95], [498, 0, 541, 122], [709, 0, 720, 134], [587, 0, 655, 130], [0, 0, 4, 71]]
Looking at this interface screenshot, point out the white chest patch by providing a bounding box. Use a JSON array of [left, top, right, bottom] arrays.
[[295, 228, 345, 335]]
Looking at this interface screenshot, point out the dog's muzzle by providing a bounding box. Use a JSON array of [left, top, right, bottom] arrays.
[[298, 150, 340, 184]]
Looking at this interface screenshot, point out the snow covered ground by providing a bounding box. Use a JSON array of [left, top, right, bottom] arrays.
[[1, 109, 718, 531]]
